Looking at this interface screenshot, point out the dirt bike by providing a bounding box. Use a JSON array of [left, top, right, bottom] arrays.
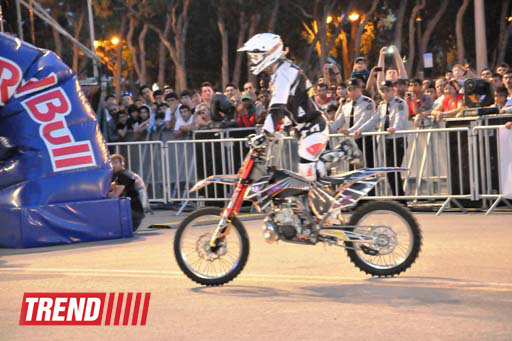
[[173, 134, 422, 286]]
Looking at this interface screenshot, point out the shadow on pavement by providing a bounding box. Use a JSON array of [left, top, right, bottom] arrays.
[[0, 230, 164, 258], [189, 276, 512, 306]]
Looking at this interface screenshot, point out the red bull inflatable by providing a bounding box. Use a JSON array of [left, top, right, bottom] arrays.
[[0, 33, 133, 248]]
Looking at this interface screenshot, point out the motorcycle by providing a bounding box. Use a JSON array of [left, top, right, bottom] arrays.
[[173, 134, 422, 286]]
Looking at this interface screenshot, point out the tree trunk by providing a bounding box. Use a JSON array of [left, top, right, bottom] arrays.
[[72, 9, 86, 72], [456, 0, 471, 64], [246, 13, 261, 85], [138, 24, 149, 86], [394, 0, 408, 50], [114, 16, 128, 99], [157, 44, 167, 89], [495, 0, 511, 66], [406, 0, 425, 76], [267, 0, 280, 32], [417, 0, 448, 74], [217, 4, 230, 90], [52, 27, 63, 57], [232, 11, 248, 87], [127, 15, 142, 82], [340, 30, 351, 79], [354, 0, 380, 58]]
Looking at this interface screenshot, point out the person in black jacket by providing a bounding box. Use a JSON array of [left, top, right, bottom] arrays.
[[110, 154, 150, 231]]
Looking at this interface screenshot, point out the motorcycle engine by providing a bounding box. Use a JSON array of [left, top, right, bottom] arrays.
[[263, 198, 309, 241]]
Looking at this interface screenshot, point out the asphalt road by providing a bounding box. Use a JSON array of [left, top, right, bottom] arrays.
[[1, 211, 512, 341]]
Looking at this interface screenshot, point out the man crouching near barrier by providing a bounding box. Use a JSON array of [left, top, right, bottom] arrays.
[[109, 154, 151, 231]]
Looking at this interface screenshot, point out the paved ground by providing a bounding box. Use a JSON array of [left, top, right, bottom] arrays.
[[1, 211, 512, 341]]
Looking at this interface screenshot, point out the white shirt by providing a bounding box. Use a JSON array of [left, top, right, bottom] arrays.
[[173, 112, 194, 131], [359, 96, 409, 139], [331, 95, 375, 133]]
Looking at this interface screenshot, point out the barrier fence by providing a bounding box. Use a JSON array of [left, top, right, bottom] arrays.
[[106, 125, 512, 215]]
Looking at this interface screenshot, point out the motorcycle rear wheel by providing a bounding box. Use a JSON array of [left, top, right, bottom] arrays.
[[173, 207, 250, 286], [345, 201, 422, 277]]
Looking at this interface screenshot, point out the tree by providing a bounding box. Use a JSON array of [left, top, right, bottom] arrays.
[[217, 1, 230, 90], [417, 0, 449, 75], [494, 0, 511, 67], [128, 0, 191, 92], [406, 0, 425, 76], [393, 0, 408, 51], [455, 0, 471, 64]]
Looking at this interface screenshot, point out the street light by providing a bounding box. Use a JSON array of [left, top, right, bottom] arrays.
[[348, 12, 360, 22], [110, 36, 120, 46], [326, 15, 333, 24], [93, 40, 100, 49], [415, 17, 423, 22]]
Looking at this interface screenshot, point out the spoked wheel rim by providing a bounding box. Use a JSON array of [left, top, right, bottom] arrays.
[[352, 210, 414, 270], [179, 214, 243, 280]]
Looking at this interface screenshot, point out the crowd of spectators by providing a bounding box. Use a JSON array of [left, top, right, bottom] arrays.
[[99, 45, 512, 144]]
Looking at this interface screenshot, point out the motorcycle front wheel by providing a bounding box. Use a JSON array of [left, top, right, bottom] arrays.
[[345, 201, 422, 277], [173, 207, 250, 286]]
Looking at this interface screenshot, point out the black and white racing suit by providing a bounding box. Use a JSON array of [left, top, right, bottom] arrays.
[[263, 59, 329, 181]]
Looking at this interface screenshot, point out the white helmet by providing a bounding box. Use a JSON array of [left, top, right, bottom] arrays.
[[237, 33, 285, 75]]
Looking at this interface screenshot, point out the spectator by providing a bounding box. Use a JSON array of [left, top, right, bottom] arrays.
[[406, 78, 433, 119], [496, 63, 510, 77], [327, 85, 337, 101], [200, 82, 215, 107], [192, 90, 202, 108], [153, 89, 165, 105], [139, 85, 154, 106], [490, 73, 504, 92], [225, 83, 239, 99], [116, 110, 130, 141], [393, 79, 408, 99], [315, 83, 336, 110], [134, 98, 144, 108], [236, 93, 257, 128], [180, 89, 196, 113], [376, 46, 408, 86], [322, 63, 343, 87], [481, 68, 493, 81], [110, 154, 150, 231], [173, 105, 195, 138], [355, 80, 409, 196], [258, 89, 271, 109], [424, 81, 437, 101], [163, 85, 174, 96], [445, 71, 453, 81], [242, 82, 257, 101], [351, 56, 370, 85], [332, 78, 376, 168], [106, 94, 117, 108], [493, 86, 512, 114], [120, 92, 133, 108], [133, 105, 151, 140], [195, 103, 213, 129], [127, 104, 140, 130], [326, 103, 338, 122], [336, 83, 348, 104], [503, 71, 512, 99], [164, 92, 180, 130], [432, 80, 464, 121], [433, 77, 446, 107]]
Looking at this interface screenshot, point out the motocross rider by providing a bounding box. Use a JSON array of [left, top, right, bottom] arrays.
[[238, 33, 330, 181]]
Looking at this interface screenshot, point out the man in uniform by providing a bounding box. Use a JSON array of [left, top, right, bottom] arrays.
[[355, 80, 409, 197], [332, 78, 376, 169]]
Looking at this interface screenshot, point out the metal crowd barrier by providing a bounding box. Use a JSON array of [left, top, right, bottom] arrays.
[[107, 125, 512, 215], [472, 125, 512, 215]]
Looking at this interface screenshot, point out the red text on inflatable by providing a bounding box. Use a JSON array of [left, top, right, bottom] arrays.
[[0, 56, 22, 106], [22, 87, 97, 172]]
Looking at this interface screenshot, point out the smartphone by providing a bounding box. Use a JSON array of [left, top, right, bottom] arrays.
[[374, 67, 383, 72]]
